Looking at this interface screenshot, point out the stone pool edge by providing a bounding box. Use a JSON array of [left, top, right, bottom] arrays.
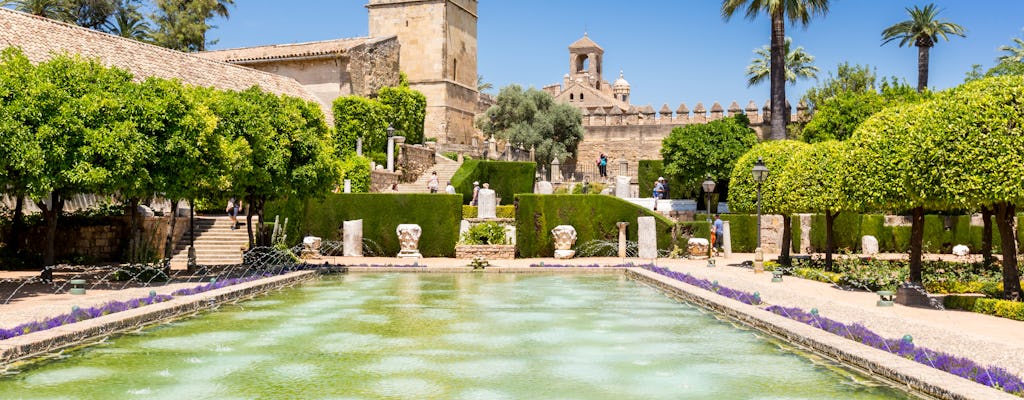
[[625, 267, 1016, 400], [0, 270, 319, 366]]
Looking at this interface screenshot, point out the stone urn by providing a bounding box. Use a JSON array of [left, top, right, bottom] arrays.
[[687, 238, 709, 259], [396, 224, 422, 258], [551, 225, 577, 259]]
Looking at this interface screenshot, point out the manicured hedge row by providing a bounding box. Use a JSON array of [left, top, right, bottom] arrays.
[[451, 160, 536, 205], [265, 194, 462, 257], [637, 160, 694, 199], [693, 213, 759, 252], [944, 295, 1024, 321], [462, 205, 515, 219], [515, 194, 675, 257], [805, 213, 1020, 254]]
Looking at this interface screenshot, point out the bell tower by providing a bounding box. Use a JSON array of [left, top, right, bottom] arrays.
[[568, 33, 604, 89], [366, 0, 479, 145]]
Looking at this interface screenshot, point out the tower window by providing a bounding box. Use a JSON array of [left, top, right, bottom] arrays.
[[453, 58, 458, 80], [580, 93, 584, 100], [570, 93, 574, 100]]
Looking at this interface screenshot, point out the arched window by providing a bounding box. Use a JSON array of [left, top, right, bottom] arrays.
[[580, 93, 585, 100], [570, 93, 574, 100], [575, 55, 589, 73]]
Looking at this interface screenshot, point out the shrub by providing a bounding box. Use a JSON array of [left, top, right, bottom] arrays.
[[460, 222, 506, 245], [265, 193, 462, 257], [450, 160, 536, 205], [516, 194, 675, 257], [462, 205, 514, 219], [945, 296, 1024, 321], [571, 181, 605, 194]]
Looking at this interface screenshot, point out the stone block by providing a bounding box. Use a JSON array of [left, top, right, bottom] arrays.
[[861, 235, 879, 255], [477, 189, 497, 219], [343, 220, 363, 257], [536, 181, 553, 195], [638, 216, 657, 258], [687, 238, 709, 258], [615, 176, 631, 198]]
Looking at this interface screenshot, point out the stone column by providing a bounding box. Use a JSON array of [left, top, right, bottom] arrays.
[[615, 176, 631, 198], [386, 137, 395, 172], [551, 159, 562, 183], [617, 222, 629, 257], [722, 220, 732, 258], [343, 179, 351, 193], [343, 219, 363, 257], [478, 189, 497, 218], [356, 137, 363, 156], [638, 216, 657, 259]]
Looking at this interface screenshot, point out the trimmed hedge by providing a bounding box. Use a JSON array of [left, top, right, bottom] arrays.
[[804, 213, 1016, 254], [451, 160, 536, 205], [462, 205, 515, 219], [694, 214, 759, 252], [515, 194, 675, 257], [944, 296, 1024, 321], [264, 193, 462, 257], [637, 160, 695, 199]]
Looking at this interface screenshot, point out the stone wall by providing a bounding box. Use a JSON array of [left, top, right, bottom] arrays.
[[370, 170, 401, 192], [347, 37, 401, 97], [455, 244, 515, 259], [19, 216, 189, 263], [399, 144, 436, 182]]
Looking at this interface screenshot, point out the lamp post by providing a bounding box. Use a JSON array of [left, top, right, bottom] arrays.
[[386, 124, 396, 172], [702, 175, 716, 259], [751, 157, 769, 249]]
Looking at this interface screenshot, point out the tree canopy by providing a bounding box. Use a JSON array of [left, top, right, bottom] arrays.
[[881, 3, 966, 92], [661, 115, 758, 194], [475, 84, 584, 166], [745, 37, 818, 87]]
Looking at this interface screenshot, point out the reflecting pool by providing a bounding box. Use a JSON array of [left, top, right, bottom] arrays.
[[0, 273, 912, 399]]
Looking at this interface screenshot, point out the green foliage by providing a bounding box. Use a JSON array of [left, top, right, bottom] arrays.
[[802, 91, 885, 143], [462, 205, 515, 219], [780, 141, 854, 218], [338, 155, 371, 193], [265, 193, 462, 257], [377, 86, 427, 144], [151, 0, 229, 52], [450, 160, 536, 205], [661, 115, 757, 195], [332, 95, 388, 157], [638, 160, 695, 199], [808, 212, 861, 252], [570, 182, 605, 195], [515, 194, 675, 257], [802, 62, 878, 110], [728, 140, 809, 214], [475, 84, 584, 166], [944, 296, 1024, 321], [459, 222, 506, 245], [745, 37, 819, 87]]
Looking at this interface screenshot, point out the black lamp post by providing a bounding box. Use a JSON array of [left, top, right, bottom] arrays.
[[387, 124, 395, 138], [702, 175, 716, 258], [752, 157, 769, 249]]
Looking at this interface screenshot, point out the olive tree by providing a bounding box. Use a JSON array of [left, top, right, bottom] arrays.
[[662, 115, 758, 198], [476, 84, 583, 166], [729, 140, 809, 265]]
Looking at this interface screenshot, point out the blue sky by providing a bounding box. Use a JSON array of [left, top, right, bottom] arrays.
[[210, 1, 1024, 108]]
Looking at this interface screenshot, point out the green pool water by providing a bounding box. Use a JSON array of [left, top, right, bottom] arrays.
[[1, 273, 913, 399]]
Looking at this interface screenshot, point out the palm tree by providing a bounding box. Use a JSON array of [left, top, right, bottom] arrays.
[[1, 0, 70, 20], [212, 0, 232, 18], [108, 0, 151, 41], [477, 75, 494, 93], [746, 37, 819, 87], [722, 0, 830, 141], [998, 37, 1024, 63], [881, 3, 966, 93]]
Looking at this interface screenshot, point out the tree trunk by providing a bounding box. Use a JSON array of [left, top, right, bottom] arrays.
[[255, 198, 267, 246], [769, 12, 788, 140], [164, 198, 180, 261], [127, 197, 140, 263], [8, 194, 24, 251], [824, 210, 838, 272], [995, 202, 1021, 300], [37, 192, 65, 267], [908, 206, 925, 284], [246, 195, 255, 248], [779, 214, 792, 266], [980, 205, 994, 267], [916, 45, 930, 93]]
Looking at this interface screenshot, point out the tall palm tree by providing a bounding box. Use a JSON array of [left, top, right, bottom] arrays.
[[109, 0, 151, 41], [881, 3, 966, 93], [997, 37, 1024, 63], [212, 0, 232, 18], [0, 0, 70, 20], [746, 37, 819, 87], [722, 0, 830, 141]]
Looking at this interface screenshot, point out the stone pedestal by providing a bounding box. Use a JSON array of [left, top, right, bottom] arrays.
[[722, 221, 732, 258], [386, 137, 395, 172], [356, 137, 363, 156], [862, 235, 879, 255], [687, 238, 709, 259], [396, 224, 422, 258], [615, 176, 631, 198], [638, 216, 657, 259], [551, 225, 577, 259], [617, 222, 629, 258], [551, 159, 562, 183], [896, 283, 932, 307], [478, 189, 497, 218], [536, 181, 553, 194], [301, 236, 322, 259], [343, 179, 351, 194], [343, 219, 363, 257], [753, 247, 764, 273]]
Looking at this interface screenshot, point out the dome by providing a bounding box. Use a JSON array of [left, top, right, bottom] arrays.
[[613, 70, 630, 89]]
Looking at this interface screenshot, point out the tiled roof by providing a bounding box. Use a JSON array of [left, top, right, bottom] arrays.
[[199, 37, 387, 63], [0, 8, 322, 109], [569, 34, 603, 51]]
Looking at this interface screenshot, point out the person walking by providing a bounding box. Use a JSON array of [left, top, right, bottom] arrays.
[[226, 197, 240, 230], [713, 214, 725, 253], [470, 181, 480, 205], [427, 171, 439, 193], [597, 153, 608, 178], [652, 177, 665, 211], [445, 181, 456, 194]]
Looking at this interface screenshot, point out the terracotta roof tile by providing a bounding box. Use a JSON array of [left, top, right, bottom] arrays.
[[198, 37, 387, 63]]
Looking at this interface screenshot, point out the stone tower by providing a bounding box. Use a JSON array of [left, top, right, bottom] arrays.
[[612, 70, 630, 103], [366, 0, 479, 145], [568, 33, 604, 89]]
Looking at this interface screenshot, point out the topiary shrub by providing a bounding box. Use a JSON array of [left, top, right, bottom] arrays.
[[515, 194, 675, 257], [265, 193, 462, 257], [944, 295, 1024, 321], [462, 205, 514, 219], [459, 222, 506, 245], [451, 160, 536, 205]]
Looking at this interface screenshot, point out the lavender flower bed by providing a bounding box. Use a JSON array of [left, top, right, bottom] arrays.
[[767, 305, 1024, 396], [170, 275, 271, 296], [529, 263, 603, 268], [642, 265, 762, 305], [0, 294, 173, 340]]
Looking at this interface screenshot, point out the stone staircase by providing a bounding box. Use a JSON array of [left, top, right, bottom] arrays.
[[169, 216, 252, 267], [395, 155, 462, 193]]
